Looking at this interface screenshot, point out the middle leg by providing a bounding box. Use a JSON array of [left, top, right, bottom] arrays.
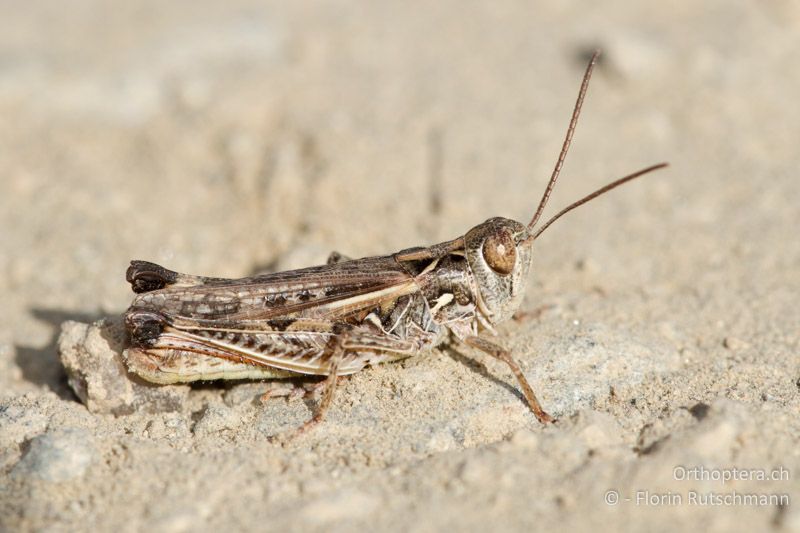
[[295, 336, 347, 435]]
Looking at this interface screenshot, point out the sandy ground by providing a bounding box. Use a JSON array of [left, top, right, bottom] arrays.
[[1, 1, 799, 531]]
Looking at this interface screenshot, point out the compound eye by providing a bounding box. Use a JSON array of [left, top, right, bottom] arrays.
[[482, 230, 516, 275]]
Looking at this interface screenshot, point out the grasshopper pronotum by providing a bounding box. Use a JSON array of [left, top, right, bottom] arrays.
[[123, 51, 667, 433]]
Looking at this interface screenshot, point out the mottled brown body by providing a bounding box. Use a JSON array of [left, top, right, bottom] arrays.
[[124, 217, 530, 380], [122, 52, 667, 433]]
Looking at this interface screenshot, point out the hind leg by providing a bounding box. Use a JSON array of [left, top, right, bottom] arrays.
[[126, 260, 229, 293]]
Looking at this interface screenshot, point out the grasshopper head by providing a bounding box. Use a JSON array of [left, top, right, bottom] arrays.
[[465, 217, 533, 325], [462, 52, 668, 326]]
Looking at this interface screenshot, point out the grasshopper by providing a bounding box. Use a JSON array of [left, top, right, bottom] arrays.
[[123, 51, 667, 432]]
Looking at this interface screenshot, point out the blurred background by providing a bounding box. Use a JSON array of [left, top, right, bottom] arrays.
[[1, 1, 798, 531]]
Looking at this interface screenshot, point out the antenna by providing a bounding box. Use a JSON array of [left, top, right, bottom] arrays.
[[525, 50, 668, 240], [528, 50, 599, 231], [531, 162, 668, 240]]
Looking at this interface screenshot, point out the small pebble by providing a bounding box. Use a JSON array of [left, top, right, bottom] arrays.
[[12, 428, 96, 482], [722, 336, 750, 351]]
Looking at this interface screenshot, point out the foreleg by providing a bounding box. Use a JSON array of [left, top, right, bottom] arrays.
[[463, 336, 554, 424]]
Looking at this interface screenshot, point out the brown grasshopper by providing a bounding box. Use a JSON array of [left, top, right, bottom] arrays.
[[123, 51, 667, 432]]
